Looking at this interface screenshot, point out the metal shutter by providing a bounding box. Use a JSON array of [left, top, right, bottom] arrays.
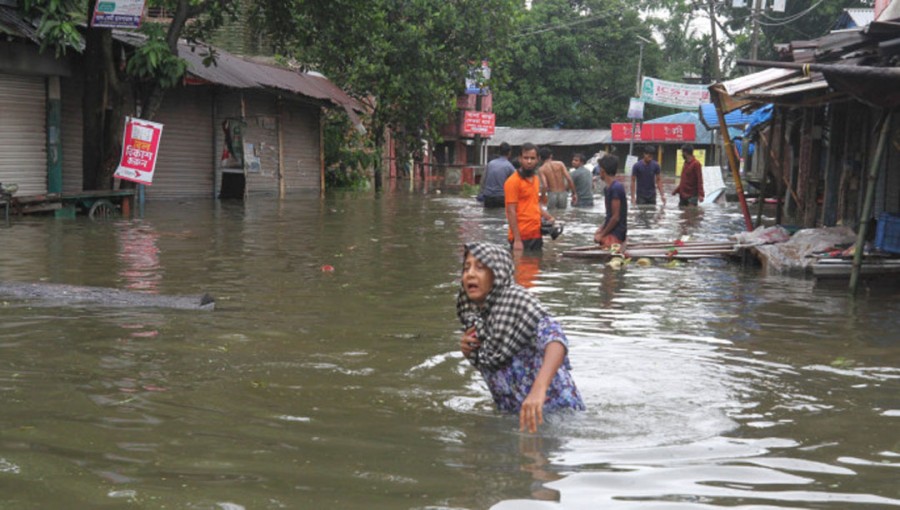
[[146, 86, 214, 199], [0, 73, 47, 195], [60, 76, 84, 192], [282, 101, 321, 193]]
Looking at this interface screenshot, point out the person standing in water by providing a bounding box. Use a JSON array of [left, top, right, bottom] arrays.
[[630, 145, 666, 206], [505, 143, 556, 252], [457, 242, 585, 433], [673, 144, 704, 207], [594, 155, 627, 249], [538, 147, 577, 209], [480, 142, 516, 209], [570, 152, 594, 208]]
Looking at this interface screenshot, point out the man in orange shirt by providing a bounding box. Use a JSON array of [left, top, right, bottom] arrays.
[[505, 143, 556, 252]]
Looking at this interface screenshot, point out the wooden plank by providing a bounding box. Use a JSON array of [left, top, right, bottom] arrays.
[[20, 203, 62, 214], [61, 189, 136, 200], [12, 193, 62, 205]]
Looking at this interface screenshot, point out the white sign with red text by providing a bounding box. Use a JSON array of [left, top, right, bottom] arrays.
[[114, 117, 163, 186]]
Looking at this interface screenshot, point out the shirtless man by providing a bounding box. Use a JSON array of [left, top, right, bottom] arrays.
[[538, 148, 577, 209]]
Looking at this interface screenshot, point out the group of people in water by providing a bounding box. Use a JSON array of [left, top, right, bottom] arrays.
[[463, 142, 707, 432]]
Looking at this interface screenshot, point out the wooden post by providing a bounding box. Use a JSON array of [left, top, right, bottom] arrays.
[[797, 109, 814, 227], [711, 88, 754, 231], [775, 113, 787, 225], [755, 125, 769, 228], [850, 111, 891, 294], [822, 103, 841, 226]]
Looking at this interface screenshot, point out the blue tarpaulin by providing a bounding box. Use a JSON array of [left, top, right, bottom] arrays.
[[699, 103, 751, 129], [744, 104, 774, 136]]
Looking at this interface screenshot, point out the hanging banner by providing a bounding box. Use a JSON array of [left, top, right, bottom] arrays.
[[461, 111, 496, 137], [114, 117, 163, 186], [627, 98, 644, 120], [611, 123, 696, 142], [91, 0, 147, 28], [640, 76, 711, 110]]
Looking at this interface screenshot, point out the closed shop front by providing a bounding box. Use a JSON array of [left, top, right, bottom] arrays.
[[60, 75, 84, 192], [0, 73, 47, 195], [148, 86, 215, 199], [281, 101, 321, 193]]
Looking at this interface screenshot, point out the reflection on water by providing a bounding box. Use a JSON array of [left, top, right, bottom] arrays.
[[0, 191, 898, 509], [116, 223, 162, 292]]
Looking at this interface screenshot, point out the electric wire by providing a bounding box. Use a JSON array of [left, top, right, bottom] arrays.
[[512, 9, 628, 38], [757, 0, 827, 26]]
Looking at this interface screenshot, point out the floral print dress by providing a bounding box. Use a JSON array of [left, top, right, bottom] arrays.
[[478, 316, 585, 413]]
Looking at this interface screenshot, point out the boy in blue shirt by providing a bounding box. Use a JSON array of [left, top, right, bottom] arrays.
[[594, 155, 627, 249]]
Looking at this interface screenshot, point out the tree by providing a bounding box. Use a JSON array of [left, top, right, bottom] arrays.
[[725, 0, 872, 63], [637, 0, 872, 82], [492, 0, 659, 129], [254, 0, 520, 191]]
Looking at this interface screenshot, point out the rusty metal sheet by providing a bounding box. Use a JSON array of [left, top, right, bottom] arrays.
[[721, 68, 799, 97]]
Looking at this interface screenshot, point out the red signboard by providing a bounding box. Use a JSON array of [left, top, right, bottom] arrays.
[[461, 111, 496, 137], [611, 123, 696, 142], [114, 117, 164, 186]]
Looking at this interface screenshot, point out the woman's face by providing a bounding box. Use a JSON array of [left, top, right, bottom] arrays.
[[462, 252, 495, 304]]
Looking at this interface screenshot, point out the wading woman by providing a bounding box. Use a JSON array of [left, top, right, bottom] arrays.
[[456, 243, 584, 433]]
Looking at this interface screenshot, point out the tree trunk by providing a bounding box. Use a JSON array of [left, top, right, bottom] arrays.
[[82, 27, 126, 191], [82, 28, 109, 190], [139, 0, 191, 121], [373, 121, 384, 192]]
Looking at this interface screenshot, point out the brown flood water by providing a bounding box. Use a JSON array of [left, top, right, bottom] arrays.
[[0, 189, 898, 509]]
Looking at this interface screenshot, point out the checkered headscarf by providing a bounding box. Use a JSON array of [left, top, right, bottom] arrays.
[[456, 243, 547, 370]]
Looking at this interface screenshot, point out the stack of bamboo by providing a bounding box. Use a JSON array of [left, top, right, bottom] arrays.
[[563, 240, 739, 261]]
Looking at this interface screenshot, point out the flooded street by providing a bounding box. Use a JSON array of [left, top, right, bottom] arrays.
[[1, 189, 898, 509]]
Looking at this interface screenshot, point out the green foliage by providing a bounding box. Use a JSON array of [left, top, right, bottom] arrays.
[[493, 0, 654, 129], [637, 0, 872, 81], [274, 0, 520, 165], [19, 0, 85, 56], [126, 23, 187, 88], [323, 111, 375, 190], [725, 0, 872, 63]]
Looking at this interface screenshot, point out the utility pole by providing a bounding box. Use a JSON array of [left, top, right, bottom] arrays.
[[629, 37, 649, 159], [708, 0, 721, 81], [750, 0, 763, 61]]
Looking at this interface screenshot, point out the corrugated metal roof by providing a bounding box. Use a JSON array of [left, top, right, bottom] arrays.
[[0, 5, 40, 44], [486, 127, 611, 146], [744, 80, 830, 98], [721, 68, 799, 97], [113, 31, 363, 125]]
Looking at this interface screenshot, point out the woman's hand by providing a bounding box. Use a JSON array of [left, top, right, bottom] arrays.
[[520, 383, 547, 433], [520, 342, 566, 433], [460, 328, 480, 358]]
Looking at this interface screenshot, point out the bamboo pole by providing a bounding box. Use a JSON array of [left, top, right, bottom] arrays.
[[710, 87, 754, 231], [735, 59, 900, 80], [850, 111, 892, 294]]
